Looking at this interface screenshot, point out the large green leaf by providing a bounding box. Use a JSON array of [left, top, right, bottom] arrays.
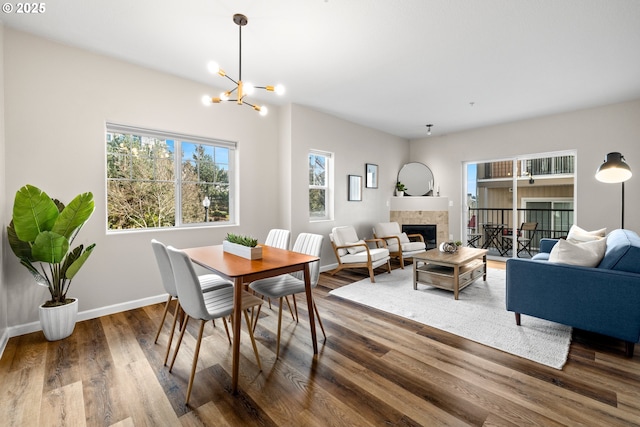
[[19, 259, 50, 287], [66, 244, 96, 280], [7, 221, 34, 261], [52, 192, 95, 240], [31, 231, 69, 264], [12, 185, 59, 243]]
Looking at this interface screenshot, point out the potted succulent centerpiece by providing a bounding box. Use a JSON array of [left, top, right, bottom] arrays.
[[396, 181, 407, 197], [7, 184, 96, 341], [223, 233, 262, 260]]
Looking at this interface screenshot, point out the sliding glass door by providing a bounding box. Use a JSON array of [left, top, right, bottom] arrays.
[[464, 151, 576, 259]]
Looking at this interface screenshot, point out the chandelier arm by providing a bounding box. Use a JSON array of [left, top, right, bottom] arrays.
[[224, 75, 238, 85]]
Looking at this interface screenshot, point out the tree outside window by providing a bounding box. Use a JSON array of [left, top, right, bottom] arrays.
[[309, 150, 332, 220], [106, 125, 234, 230]]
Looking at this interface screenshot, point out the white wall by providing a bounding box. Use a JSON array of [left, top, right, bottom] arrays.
[[285, 104, 409, 264], [2, 29, 411, 331], [3, 29, 282, 327], [0, 23, 8, 349], [409, 99, 640, 240]]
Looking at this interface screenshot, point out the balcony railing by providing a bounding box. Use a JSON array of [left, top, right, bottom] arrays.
[[478, 155, 575, 180], [467, 207, 573, 257]]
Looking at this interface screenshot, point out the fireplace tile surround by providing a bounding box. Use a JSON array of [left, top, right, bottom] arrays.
[[389, 196, 449, 245]]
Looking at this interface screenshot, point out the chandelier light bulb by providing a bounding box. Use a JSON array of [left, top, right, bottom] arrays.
[[259, 105, 268, 116], [219, 91, 230, 101], [207, 61, 220, 74], [243, 82, 255, 95], [201, 94, 212, 106]]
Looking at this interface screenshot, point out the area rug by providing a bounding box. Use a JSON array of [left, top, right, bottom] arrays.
[[329, 268, 572, 369]]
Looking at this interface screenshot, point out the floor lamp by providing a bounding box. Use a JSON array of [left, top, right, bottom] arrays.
[[595, 152, 632, 229]]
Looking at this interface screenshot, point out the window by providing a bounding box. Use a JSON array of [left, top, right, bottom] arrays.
[[309, 150, 332, 220], [106, 123, 235, 230]]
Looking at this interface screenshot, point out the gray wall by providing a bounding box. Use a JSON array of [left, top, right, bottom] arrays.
[[0, 24, 8, 348], [409, 99, 640, 240], [1, 28, 408, 334]]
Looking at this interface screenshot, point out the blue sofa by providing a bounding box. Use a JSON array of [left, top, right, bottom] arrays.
[[506, 229, 640, 356]]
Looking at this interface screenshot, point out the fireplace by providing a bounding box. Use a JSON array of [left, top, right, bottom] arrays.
[[402, 224, 437, 250]]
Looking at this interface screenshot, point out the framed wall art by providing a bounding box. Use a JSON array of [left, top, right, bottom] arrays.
[[348, 175, 362, 201], [365, 163, 378, 188]]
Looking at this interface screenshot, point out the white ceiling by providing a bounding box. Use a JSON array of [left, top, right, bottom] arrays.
[[2, 0, 640, 139]]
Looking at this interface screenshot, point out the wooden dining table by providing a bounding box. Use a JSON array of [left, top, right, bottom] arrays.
[[180, 244, 320, 393]]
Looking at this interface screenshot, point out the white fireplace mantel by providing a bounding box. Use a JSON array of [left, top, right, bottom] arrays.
[[390, 196, 449, 212], [389, 196, 450, 244]]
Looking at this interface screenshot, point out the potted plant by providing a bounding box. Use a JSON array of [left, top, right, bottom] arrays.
[[223, 233, 262, 259], [7, 184, 96, 341], [396, 181, 407, 196]]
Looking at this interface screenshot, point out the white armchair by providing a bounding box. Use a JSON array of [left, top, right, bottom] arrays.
[[329, 226, 391, 282], [373, 222, 426, 268]]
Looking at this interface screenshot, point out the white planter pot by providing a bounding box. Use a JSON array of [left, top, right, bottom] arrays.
[[39, 298, 78, 341], [223, 241, 263, 260]]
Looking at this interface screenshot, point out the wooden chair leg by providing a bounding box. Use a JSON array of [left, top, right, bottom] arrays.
[[164, 299, 181, 365], [252, 304, 263, 333], [291, 294, 299, 322], [154, 295, 172, 343], [313, 302, 326, 339], [368, 266, 376, 283], [276, 298, 284, 359], [515, 313, 521, 326], [221, 316, 231, 345], [185, 319, 206, 406], [243, 309, 262, 371], [284, 296, 296, 321], [169, 315, 190, 372]]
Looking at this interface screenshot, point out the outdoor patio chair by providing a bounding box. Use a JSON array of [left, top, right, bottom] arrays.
[[515, 222, 538, 257]]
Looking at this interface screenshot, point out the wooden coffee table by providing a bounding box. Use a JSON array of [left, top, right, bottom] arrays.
[[413, 247, 488, 299]]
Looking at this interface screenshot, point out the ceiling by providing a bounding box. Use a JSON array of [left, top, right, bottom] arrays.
[[2, 0, 640, 139]]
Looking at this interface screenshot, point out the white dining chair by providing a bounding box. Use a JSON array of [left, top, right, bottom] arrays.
[[166, 246, 265, 405], [249, 233, 325, 359], [151, 239, 233, 365]]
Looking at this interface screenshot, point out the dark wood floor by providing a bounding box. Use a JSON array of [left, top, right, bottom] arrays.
[[2, 260, 640, 426]]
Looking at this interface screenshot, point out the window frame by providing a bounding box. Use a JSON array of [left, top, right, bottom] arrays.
[[106, 122, 236, 232], [308, 149, 333, 221]]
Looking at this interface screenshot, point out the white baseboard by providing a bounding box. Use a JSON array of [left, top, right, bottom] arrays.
[[0, 329, 9, 361], [5, 293, 169, 340], [0, 265, 343, 359]]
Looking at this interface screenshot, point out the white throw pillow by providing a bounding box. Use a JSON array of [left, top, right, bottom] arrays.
[[385, 232, 410, 247], [548, 238, 607, 267], [346, 240, 367, 254], [567, 225, 606, 243]]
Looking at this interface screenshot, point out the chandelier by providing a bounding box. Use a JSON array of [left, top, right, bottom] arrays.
[[202, 13, 284, 116]]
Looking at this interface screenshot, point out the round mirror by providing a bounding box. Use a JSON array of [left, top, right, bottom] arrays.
[[397, 162, 434, 196]]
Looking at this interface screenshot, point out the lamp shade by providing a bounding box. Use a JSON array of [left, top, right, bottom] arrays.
[[595, 152, 632, 183]]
